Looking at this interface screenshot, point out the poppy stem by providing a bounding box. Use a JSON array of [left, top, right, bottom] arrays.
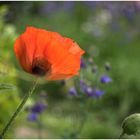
[[0, 79, 38, 138]]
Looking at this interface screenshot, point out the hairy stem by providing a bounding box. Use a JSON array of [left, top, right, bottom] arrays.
[[0, 79, 38, 138]]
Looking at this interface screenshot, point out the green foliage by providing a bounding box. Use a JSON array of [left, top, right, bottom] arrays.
[[0, 83, 16, 90]]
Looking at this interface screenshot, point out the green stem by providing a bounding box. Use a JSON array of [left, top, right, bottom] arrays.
[[0, 79, 38, 138]]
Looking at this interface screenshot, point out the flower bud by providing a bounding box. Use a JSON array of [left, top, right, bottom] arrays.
[[105, 62, 111, 71], [121, 113, 140, 136], [91, 65, 98, 73]]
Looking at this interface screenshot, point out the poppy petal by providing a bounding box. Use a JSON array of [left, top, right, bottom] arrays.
[[14, 27, 39, 72], [21, 27, 38, 64], [14, 36, 31, 72], [63, 38, 85, 57]]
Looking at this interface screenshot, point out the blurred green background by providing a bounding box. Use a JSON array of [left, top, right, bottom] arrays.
[[0, 1, 140, 138]]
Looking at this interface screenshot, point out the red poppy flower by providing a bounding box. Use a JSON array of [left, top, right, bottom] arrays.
[[14, 26, 85, 80]]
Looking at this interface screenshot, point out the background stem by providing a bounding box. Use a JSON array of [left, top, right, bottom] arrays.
[[37, 115, 42, 139]]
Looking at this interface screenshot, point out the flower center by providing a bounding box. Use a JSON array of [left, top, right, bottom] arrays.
[[32, 66, 46, 76], [32, 57, 51, 77]]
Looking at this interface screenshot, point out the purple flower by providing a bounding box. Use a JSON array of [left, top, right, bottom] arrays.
[[93, 89, 105, 98], [85, 87, 94, 97], [27, 113, 38, 122], [100, 75, 112, 84], [80, 80, 105, 98], [69, 87, 77, 96], [80, 58, 87, 68], [80, 80, 88, 93], [31, 102, 47, 114], [83, 86, 105, 98], [79, 79, 105, 98], [80, 80, 94, 96]]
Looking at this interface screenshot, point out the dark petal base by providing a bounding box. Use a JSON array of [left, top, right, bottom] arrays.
[[32, 66, 46, 76]]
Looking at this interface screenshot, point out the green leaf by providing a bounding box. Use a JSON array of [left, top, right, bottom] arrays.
[[0, 83, 16, 90]]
